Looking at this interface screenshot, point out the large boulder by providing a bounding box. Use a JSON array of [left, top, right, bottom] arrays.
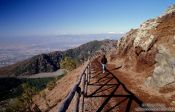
[[145, 45, 175, 88], [133, 19, 158, 51]]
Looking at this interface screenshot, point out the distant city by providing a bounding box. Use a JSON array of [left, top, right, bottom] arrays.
[[0, 33, 122, 67]]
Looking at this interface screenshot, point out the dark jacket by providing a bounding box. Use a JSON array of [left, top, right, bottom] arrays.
[[101, 56, 107, 64]]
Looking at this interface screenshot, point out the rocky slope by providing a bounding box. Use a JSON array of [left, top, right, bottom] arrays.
[[109, 5, 175, 103], [0, 40, 116, 77], [0, 51, 62, 76]]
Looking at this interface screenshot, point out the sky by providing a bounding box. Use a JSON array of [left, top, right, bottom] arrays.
[[0, 0, 175, 37]]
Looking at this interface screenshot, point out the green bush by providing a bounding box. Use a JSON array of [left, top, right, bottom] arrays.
[[2, 77, 65, 112], [60, 56, 76, 71]]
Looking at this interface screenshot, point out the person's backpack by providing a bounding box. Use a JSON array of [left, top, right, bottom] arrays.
[[101, 57, 107, 64]]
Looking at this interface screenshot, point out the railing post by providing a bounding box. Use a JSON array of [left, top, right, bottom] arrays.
[[85, 63, 90, 97], [81, 72, 86, 112], [89, 63, 91, 83], [86, 65, 89, 84], [74, 87, 81, 112]]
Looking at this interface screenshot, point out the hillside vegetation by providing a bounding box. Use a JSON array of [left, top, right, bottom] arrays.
[[60, 56, 76, 71], [0, 75, 66, 112]]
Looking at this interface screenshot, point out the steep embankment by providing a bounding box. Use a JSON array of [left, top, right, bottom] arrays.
[[0, 40, 116, 77], [109, 6, 175, 105]]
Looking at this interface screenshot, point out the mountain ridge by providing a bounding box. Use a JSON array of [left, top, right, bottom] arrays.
[[0, 39, 116, 77]]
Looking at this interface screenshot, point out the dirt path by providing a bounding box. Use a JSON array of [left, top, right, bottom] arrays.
[[83, 59, 144, 112], [107, 64, 172, 108]]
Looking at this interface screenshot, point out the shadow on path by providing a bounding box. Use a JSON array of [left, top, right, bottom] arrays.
[[83, 59, 146, 112]]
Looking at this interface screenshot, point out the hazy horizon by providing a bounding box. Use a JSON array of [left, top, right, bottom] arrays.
[[0, 33, 122, 67]]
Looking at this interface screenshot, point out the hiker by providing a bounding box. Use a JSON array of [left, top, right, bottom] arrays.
[[101, 55, 107, 73]]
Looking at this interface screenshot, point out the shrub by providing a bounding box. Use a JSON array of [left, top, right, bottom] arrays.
[[60, 56, 76, 71], [6, 98, 26, 112], [6, 83, 37, 112]]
